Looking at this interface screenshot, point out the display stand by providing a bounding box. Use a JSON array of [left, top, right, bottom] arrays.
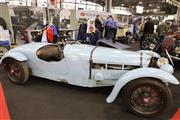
[[59, 29, 76, 41], [27, 29, 76, 43], [27, 29, 42, 42]]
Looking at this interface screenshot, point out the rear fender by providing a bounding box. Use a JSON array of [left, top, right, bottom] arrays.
[[106, 68, 179, 103], [0, 51, 28, 64]]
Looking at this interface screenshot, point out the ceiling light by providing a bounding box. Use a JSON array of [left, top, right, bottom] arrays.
[[136, 6, 144, 14], [139, 2, 142, 5], [149, 4, 152, 6]]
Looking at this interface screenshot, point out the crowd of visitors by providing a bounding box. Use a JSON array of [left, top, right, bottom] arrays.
[[132, 17, 179, 49], [95, 15, 123, 43]]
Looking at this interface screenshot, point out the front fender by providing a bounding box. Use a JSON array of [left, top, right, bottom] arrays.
[[0, 51, 28, 64], [106, 68, 179, 103]]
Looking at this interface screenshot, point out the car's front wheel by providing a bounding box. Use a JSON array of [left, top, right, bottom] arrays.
[[123, 78, 172, 118], [4, 58, 29, 84]]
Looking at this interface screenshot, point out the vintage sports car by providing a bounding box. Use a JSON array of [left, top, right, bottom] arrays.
[[0, 42, 179, 117]]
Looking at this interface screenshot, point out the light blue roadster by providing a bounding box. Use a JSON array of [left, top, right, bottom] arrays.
[[0, 42, 179, 117]]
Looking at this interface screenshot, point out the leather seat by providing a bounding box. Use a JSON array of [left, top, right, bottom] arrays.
[[36, 45, 62, 62]]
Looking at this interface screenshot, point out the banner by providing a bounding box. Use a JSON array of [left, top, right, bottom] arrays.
[[76, 10, 112, 20]]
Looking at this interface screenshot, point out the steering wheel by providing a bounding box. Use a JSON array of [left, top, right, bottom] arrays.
[[56, 42, 64, 60]]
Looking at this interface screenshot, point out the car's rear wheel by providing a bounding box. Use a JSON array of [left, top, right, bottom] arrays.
[[122, 78, 172, 118], [4, 58, 29, 84]]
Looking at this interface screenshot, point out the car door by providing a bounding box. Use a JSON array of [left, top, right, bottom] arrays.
[[37, 59, 68, 75], [31, 45, 69, 76]]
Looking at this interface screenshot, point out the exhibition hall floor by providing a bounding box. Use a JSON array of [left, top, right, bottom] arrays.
[[0, 42, 179, 120]]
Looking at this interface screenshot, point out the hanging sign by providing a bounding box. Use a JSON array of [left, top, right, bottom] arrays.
[[136, 6, 144, 14], [76, 10, 112, 20]]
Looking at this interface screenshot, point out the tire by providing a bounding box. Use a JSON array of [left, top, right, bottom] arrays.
[[122, 78, 173, 118], [4, 58, 29, 84]]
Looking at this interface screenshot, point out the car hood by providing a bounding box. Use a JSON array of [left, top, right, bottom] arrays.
[[64, 44, 152, 67], [8, 43, 153, 67]]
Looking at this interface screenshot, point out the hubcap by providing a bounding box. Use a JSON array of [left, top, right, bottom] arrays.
[[131, 85, 163, 113], [6, 62, 21, 81]]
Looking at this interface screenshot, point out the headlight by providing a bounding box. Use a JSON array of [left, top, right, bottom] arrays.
[[175, 47, 180, 54], [157, 57, 169, 67], [149, 43, 156, 50]]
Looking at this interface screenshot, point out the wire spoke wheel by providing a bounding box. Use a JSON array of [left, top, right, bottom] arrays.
[[6, 62, 22, 81], [131, 85, 163, 113], [123, 78, 172, 117], [4, 58, 29, 84]]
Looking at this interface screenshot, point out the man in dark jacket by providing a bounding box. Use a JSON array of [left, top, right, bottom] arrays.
[[156, 22, 168, 43], [143, 18, 154, 34], [140, 18, 154, 49], [95, 15, 103, 38]]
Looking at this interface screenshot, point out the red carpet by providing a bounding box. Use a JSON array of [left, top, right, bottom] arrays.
[[172, 108, 180, 120], [0, 83, 10, 120]]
